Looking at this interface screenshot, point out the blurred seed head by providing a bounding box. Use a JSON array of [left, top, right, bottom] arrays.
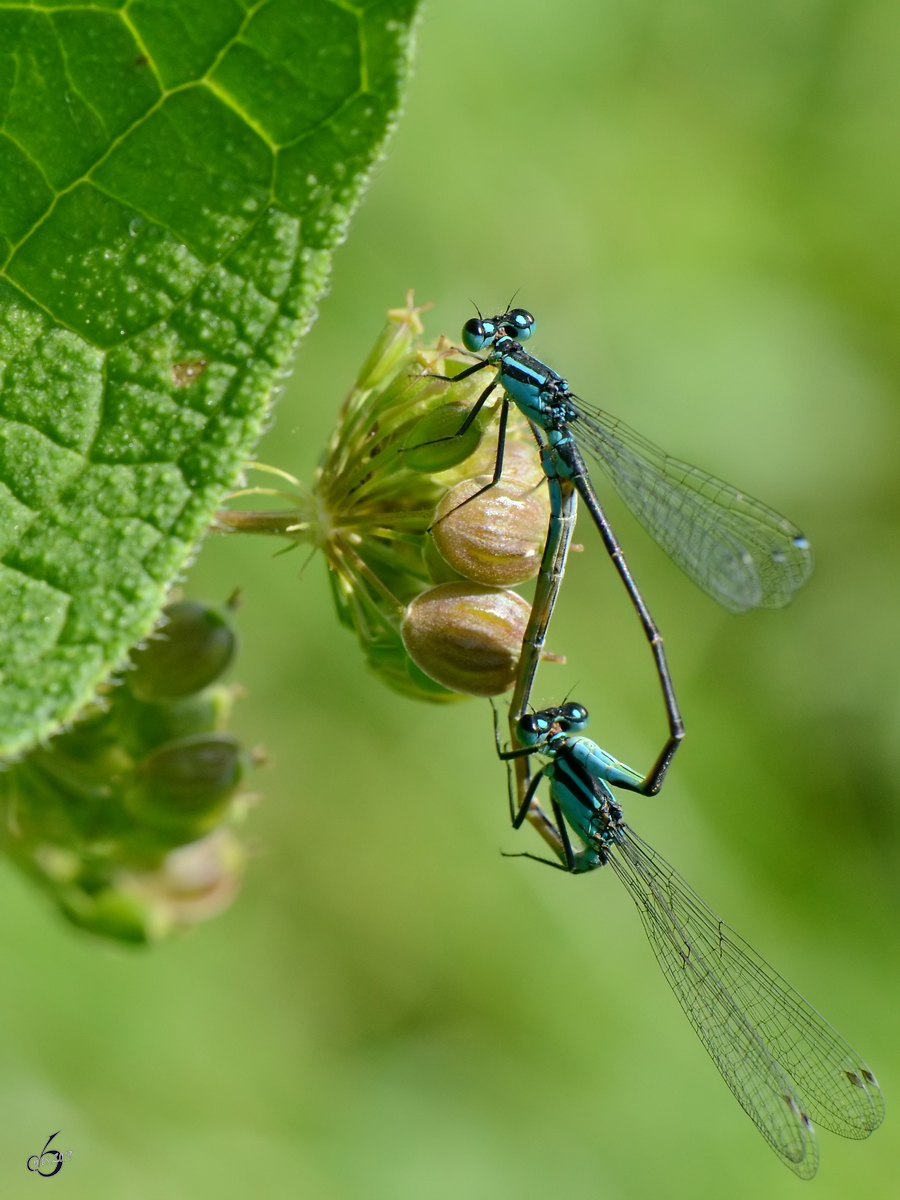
[[115, 830, 246, 940], [55, 829, 246, 944], [0, 598, 255, 946]]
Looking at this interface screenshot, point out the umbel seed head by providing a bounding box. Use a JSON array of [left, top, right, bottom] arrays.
[[231, 296, 557, 703]]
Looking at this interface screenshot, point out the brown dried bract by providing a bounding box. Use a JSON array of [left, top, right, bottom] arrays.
[[172, 359, 208, 387]]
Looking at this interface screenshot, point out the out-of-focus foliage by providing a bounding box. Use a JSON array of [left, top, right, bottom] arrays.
[[0, 0, 899, 1197]]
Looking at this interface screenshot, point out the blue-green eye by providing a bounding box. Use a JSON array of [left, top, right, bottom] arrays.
[[518, 713, 549, 745], [506, 308, 535, 341], [557, 702, 589, 732], [462, 318, 490, 353]]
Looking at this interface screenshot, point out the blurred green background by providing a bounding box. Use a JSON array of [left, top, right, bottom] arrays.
[[2, 0, 899, 1194]]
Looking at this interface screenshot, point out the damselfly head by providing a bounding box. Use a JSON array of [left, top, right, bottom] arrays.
[[519, 701, 589, 740], [462, 308, 535, 352]]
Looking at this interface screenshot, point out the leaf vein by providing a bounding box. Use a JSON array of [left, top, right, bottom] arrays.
[[201, 77, 278, 151], [2, 1, 283, 264], [48, 13, 111, 140], [118, 7, 165, 93]]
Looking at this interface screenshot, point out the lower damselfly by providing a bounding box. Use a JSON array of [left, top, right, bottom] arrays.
[[493, 702, 884, 1178]]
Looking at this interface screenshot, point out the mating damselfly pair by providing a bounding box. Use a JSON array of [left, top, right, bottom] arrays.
[[226, 295, 883, 1177], [418, 305, 881, 1177], [429, 305, 812, 755]]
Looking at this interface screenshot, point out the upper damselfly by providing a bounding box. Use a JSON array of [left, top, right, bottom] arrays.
[[428, 308, 813, 782], [495, 701, 883, 1178], [446, 307, 811, 613]]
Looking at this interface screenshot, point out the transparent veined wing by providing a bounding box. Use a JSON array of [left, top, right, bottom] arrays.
[[570, 401, 813, 613], [609, 827, 883, 1178]]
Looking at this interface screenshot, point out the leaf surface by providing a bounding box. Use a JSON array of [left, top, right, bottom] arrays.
[[0, 0, 418, 753]]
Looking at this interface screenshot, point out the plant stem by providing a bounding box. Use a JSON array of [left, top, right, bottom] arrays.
[[213, 509, 316, 540]]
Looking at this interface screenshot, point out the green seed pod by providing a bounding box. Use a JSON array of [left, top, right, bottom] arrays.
[[353, 291, 425, 391], [431, 477, 549, 586], [403, 401, 489, 473], [401, 583, 532, 696], [127, 600, 236, 703], [58, 884, 160, 945], [113, 685, 233, 759], [126, 733, 243, 834]]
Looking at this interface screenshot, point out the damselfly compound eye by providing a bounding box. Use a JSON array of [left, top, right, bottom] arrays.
[[462, 318, 489, 353], [507, 308, 535, 340], [518, 713, 550, 744], [557, 702, 589, 731]]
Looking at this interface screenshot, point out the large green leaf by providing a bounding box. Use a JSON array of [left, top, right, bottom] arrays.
[[0, 0, 418, 755]]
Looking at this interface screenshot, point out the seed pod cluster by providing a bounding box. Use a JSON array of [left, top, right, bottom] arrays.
[[0, 598, 253, 945], [219, 295, 560, 701]]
